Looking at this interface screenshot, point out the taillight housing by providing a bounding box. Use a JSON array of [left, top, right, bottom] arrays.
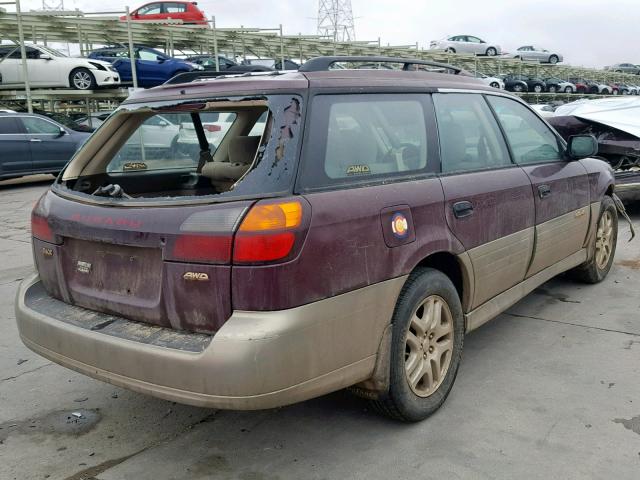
[[233, 200, 306, 264], [31, 212, 54, 243]]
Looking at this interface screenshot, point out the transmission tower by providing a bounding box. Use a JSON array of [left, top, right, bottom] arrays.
[[317, 0, 356, 42], [41, 0, 65, 10]]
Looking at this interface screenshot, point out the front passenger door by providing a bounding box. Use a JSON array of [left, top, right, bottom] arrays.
[[486, 95, 590, 277], [19, 116, 77, 172]]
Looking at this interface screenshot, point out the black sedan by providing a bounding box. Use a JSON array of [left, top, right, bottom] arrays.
[[500, 75, 529, 93], [0, 113, 90, 180]]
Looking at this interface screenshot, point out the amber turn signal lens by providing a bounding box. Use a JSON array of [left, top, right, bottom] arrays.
[[239, 201, 302, 232]]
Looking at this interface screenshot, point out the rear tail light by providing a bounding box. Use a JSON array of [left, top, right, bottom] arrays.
[[233, 200, 303, 264], [168, 200, 307, 265], [31, 213, 54, 243], [204, 124, 221, 132]]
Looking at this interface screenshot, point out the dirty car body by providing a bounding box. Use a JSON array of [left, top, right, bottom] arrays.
[[15, 57, 617, 420]]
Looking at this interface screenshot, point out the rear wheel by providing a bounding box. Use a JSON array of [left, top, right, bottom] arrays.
[[533, 84, 543, 93], [371, 268, 464, 422], [444, 47, 456, 54], [486, 47, 497, 56], [570, 196, 617, 284], [513, 84, 524, 92], [565, 86, 574, 93], [490, 81, 500, 89], [548, 85, 557, 93], [69, 68, 96, 90]]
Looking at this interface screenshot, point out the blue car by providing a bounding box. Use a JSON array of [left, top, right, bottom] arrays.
[[88, 46, 203, 88]]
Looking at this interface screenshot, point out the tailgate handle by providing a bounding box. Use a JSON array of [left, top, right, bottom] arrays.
[[538, 184, 552, 199], [453, 201, 474, 219]]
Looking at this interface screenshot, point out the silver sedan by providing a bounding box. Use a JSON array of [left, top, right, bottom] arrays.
[[513, 46, 563, 64]]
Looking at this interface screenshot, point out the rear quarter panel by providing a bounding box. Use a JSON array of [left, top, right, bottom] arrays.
[[232, 178, 464, 311]]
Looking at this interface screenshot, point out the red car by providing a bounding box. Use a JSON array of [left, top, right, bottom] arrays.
[[121, 1, 207, 25]]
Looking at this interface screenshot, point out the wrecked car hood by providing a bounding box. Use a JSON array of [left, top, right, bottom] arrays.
[[554, 98, 640, 138]]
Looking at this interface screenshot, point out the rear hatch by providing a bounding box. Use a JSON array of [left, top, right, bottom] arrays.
[[32, 93, 304, 334]]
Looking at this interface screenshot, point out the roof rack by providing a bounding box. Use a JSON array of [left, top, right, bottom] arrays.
[[299, 56, 470, 75], [164, 69, 282, 85]]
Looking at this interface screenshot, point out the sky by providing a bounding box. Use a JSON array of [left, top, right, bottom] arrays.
[[19, 0, 640, 68]]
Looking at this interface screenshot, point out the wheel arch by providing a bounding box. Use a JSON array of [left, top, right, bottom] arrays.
[[410, 251, 474, 314]]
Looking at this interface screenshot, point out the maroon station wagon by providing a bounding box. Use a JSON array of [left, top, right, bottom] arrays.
[[16, 57, 618, 421]]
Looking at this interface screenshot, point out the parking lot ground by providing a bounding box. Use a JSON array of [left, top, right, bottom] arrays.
[[0, 177, 639, 480]]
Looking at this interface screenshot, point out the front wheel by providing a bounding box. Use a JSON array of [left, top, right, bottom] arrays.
[[444, 47, 456, 54], [549, 55, 559, 64], [69, 68, 96, 90], [570, 196, 618, 283], [486, 47, 497, 56], [513, 84, 524, 92], [548, 85, 557, 93], [565, 86, 574, 93], [490, 81, 500, 89], [371, 268, 464, 422], [533, 84, 543, 93]]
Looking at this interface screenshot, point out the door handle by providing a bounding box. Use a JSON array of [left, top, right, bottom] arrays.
[[29, 138, 42, 142], [453, 201, 474, 219], [538, 184, 551, 199]]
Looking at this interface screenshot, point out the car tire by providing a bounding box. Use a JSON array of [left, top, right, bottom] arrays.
[[486, 47, 497, 56], [371, 268, 464, 422], [565, 86, 574, 93], [549, 55, 559, 64], [513, 84, 524, 92], [444, 48, 456, 54], [69, 68, 97, 90], [569, 196, 618, 284], [490, 82, 500, 89], [533, 84, 543, 93], [548, 85, 557, 93], [612, 89, 619, 95]]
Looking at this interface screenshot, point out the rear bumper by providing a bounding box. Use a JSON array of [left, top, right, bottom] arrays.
[[15, 273, 404, 409]]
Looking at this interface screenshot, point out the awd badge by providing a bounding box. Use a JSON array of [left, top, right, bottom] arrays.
[[183, 272, 209, 282], [391, 213, 409, 238]]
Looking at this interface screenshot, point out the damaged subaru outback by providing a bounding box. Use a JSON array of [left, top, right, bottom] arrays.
[[15, 56, 618, 422]]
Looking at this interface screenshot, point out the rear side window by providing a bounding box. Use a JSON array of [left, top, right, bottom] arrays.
[[433, 93, 511, 173], [299, 94, 429, 190], [487, 96, 562, 164], [0, 117, 21, 134], [165, 2, 187, 12]]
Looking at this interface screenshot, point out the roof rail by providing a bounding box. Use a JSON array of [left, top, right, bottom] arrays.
[[299, 56, 470, 75], [164, 69, 282, 85]]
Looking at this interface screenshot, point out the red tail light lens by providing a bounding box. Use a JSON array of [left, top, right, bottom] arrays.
[[204, 124, 221, 132], [172, 235, 232, 263], [31, 213, 54, 243], [233, 200, 303, 264]]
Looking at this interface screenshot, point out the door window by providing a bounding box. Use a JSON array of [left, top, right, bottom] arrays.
[[467, 36, 482, 43], [137, 3, 162, 14], [138, 49, 161, 61], [0, 117, 22, 134], [20, 117, 61, 135], [164, 2, 187, 13], [486, 95, 562, 164], [433, 93, 511, 173]]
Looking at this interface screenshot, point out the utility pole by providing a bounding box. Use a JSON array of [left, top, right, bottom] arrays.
[[317, 0, 355, 43]]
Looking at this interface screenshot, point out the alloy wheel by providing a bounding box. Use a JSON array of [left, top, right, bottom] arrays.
[[73, 71, 92, 90], [404, 295, 454, 398], [595, 210, 614, 270]]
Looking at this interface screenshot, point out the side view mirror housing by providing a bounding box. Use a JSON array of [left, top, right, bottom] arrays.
[[40, 54, 52, 61], [157, 56, 166, 63], [158, 120, 168, 127], [56, 127, 66, 138], [567, 135, 598, 160]]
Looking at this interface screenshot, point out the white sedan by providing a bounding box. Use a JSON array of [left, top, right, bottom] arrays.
[[0, 44, 120, 90], [512, 46, 563, 64], [430, 35, 502, 56], [474, 73, 505, 89]]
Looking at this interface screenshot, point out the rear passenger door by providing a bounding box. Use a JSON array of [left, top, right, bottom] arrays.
[[486, 95, 590, 276], [433, 93, 536, 309]]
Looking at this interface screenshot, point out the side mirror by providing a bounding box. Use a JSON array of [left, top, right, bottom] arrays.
[[56, 127, 66, 138], [156, 56, 166, 63], [158, 120, 168, 127], [567, 135, 598, 160], [39, 54, 52, 61]]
